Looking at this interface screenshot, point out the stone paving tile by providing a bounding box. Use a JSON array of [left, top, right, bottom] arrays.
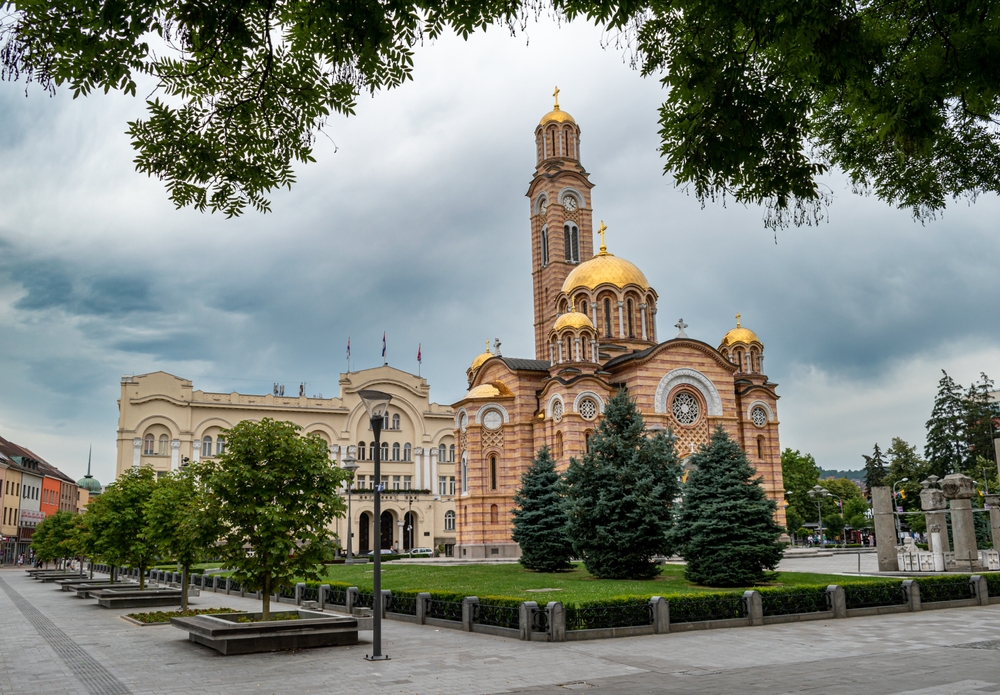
[[3, 567, 1000, 695]]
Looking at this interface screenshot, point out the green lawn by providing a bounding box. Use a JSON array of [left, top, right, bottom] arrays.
[[305, 562, 892, 603]]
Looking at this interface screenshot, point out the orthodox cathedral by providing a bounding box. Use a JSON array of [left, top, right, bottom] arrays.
[[452, 92, 786, 558]]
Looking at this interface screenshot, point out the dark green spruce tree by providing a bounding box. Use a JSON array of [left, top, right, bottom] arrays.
[[671, 426, 784, 587], [511, 447, 573, 572], [925, 370, 967, 478], [563, 390, 681, 580], [961, 373, 999, 476], [862, 443, 888, 492]]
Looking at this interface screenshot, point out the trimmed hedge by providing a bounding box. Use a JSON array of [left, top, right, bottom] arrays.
[[843, 581, 907, 609], [916, 575, 975, 603], [759, 585, 831, 616], [667, 591, 746, 623]]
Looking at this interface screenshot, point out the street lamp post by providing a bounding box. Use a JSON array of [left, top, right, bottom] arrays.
[[342, 453, 359, 565], [808, 485, 829, 547], [892, 478, 909, 544], [827, 493, 845, 547], [359, 389, 392, 662]]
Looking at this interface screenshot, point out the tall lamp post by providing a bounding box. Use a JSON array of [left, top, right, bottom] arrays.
[[342, 453, 359, 565], [827, 493, 846, 547], [808, 485, 829, 547], [892, 478, 909, 544], [359, 389, 392, 662]]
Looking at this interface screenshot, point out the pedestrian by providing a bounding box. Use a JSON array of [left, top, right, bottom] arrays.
[[17, 553, 24, 567]]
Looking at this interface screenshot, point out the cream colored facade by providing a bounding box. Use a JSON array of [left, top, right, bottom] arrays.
[[116, 367, 458, 554]]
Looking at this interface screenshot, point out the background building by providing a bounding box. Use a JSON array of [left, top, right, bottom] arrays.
[[116, 366, 458, 554], [452, 96, 786, 558]]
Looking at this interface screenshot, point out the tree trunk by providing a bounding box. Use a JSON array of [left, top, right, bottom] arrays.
[[110, 565, 116, 583], [181, 565, 188, 610], [262, 574, 271, 622], [139, 564, 146, 590], [88, 558, 93, 580]]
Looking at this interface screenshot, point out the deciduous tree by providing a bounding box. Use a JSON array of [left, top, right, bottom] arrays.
[[203, 418, 348, 620], [94, 466, 159, 588]]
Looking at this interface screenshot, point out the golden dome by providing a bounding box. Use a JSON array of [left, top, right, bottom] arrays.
[[720, 313, 761, 346], [539, 107, 575, 126], [553, 312, 594, 331], [562, 253, 650, 293], [465, 380, 514, 400]]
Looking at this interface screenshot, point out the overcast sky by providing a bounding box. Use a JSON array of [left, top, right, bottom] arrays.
[[1, 18, 998, 485]]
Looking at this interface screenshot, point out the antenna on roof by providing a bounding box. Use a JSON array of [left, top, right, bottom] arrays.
[[87, 445, 92, 476]]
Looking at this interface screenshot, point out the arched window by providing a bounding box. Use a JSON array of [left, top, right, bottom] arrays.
[[579, 299, 587, 314], [541, 227, 549, 267], [392, 442, 401, 461], [383, 414, 390, 430], [445, 510, 456, 531], [490, 456, 497, 490], [627, 299, 635, 338], [403, 443, 412, 461], [143, 434, 154, 455], [357, 442, 366, 461], [202, 436, 212, 457], [555, 431, 564, 459], [449, 444, 455, 462], [604, 298, 612, 337], [585, 430, 593, 453], [359, 512, 371, 553], [439, 443, 446, 462], [158, 434, 169, 455], [563, 224, 579, 263], [392, 414, 400, 430], [461, 454, 469, 494], [381, 441, 389, 461], [566, 336, 572, 361], [757, 435, 765, 459], [216, 437, 226, 455], [490, 504, 499, 524], [369, 442, 376, 461]]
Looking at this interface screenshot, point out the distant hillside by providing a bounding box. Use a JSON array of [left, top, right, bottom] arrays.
[[820, 469, 864, 481]]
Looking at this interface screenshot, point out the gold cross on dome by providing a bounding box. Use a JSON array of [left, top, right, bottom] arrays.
[[598, 221, 607, 254], [735, 312, 741, 328], [553, 86, 560, 109], [485, 339, 491, 354]]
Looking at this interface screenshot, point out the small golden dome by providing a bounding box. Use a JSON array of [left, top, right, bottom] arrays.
[[553, 312, 594, 331], [720, 313, 761, 346], [562, 253, 650, 293], [469, 340, 493, 372], [465, 381, 514, 400]]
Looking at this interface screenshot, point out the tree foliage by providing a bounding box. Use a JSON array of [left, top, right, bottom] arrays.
[[563, 389, 681, 579], [511, 447, 573, 572], [30, 510, 76, 567], [862, 443, 888, 491], [780, 448, 820, 525], [92, 466, 159, 588], [5, 0, 999, 223], [203, 418, 348, 620], [671, 426, 783, 587], [886, 437, 928, 513], [925, 371, 968, 479], [145, 462, 220, 609]]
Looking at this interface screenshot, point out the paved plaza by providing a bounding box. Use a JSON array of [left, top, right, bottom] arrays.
[[2, 567, 999, 695]]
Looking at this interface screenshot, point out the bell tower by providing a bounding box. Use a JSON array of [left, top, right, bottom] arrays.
[[527, 88, 595, 361]]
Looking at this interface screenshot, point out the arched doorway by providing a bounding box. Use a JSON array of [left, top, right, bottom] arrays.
[[380, 511, 394, 550], [359, 512, 371, 553], [403, 512, 416, 551]]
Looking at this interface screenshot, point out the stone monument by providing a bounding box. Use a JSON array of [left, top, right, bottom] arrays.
[[940, 473, 981, 571], [919, 477, 950, 553], [985, 493, 1000, 551], [871, 486, 898, 572]]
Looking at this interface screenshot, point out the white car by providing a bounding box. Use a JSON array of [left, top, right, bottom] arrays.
[[408, 547, 434, 557]]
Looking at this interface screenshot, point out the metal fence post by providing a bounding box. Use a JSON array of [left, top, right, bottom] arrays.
[[650, 596, 670, 634], [546, 601, 565, 642], [462, 596, 479, 632], [743, 590, 763, 626]]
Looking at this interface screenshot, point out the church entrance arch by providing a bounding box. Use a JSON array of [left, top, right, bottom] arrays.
[[359, 512, 371, 553], [380, 511, 394, 549]]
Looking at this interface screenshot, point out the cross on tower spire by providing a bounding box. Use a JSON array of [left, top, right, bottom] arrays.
[[674, 318, 689, 338], [597, 220, 607, 254], [735, 312, 741, 328], [553, 86, 560, 110]]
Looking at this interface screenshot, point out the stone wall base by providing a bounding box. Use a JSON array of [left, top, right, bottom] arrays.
[[455, 542, 521, 559]]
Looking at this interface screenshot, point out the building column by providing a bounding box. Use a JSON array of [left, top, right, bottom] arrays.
[[430, 447, 438, 498], [396, 518, 404, 552], [330, 444, 340, 463], [132, 439, 141, 468], [574, 337, 581, 362], [651, 307, 657, 341], [549, 343, 554, 364], [590, 302, 597, 328], [170, 440, 181, 470], [557, 341, 564, 363], [617, 301, 624, 337], [640, 303, 648, 340], [192, 439, 201, 463]]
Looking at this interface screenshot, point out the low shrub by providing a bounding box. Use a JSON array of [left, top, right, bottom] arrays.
[[127, 608, 239, 624], [666, 591, 746, 623], [842, 581, 906, 609], [758, 585, 830, 616], [916, 575, 975, 603]]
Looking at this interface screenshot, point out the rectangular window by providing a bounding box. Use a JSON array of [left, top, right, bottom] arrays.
[[449, 477, 456, 496], [403, 476, 412, 490], [392, 476, 401, 490], [439, 476, 447, 495], [381, 476, 388, 489]]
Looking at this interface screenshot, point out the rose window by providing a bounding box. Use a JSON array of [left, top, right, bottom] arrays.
[[751, 406, 768, 427], [671, 392, 700, 425], [552, 400, 564, 422], [579, 398, 598, 421]]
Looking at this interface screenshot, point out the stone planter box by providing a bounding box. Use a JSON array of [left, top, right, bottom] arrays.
[[57, 579, 121, 591], [74, 584, 150, 598], [171, 610, 359, 655], [96, 589, 192, 609], [37, 573, 88, 582]]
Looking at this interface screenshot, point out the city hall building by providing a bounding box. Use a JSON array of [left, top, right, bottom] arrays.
[[115, 368, 459, 554], [452, 95, 786, 558]]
